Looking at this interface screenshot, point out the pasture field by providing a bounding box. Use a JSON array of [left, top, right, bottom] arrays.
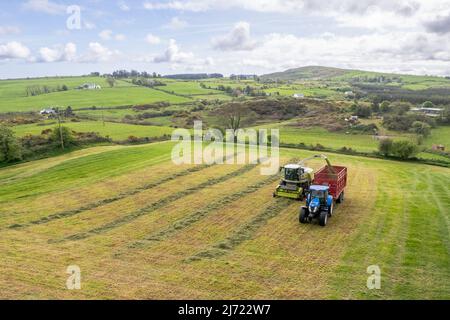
[[264, 85, 342, 99], [158, 81, 222, 96], [424, 126, 450, 148], [253, 124, 448, 164], [0, 142, 448, 299], [332, 70, 450, 90], [255, 125, 381, 152], [0, 76, 132, 100], [0, 81, 191, 113], [13, 121, 174, 141]]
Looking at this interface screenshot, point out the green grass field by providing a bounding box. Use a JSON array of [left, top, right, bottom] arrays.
[[424, 126, 450, 148], [0, 77, 191, 112], [0, 76, 131, 100], [159, 81, 221, 96], [331, 69, 450, 90], [0, 142, 448, 299], [13, 121, 174, 141], [264, 85, 342, 99]]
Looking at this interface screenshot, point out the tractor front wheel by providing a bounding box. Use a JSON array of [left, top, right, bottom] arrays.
[[319, 211, 328, 226], [299, 207, 308, 224], [328, 202, 334, 217]]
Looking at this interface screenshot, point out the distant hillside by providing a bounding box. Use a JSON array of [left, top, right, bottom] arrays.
[[261, 66, 351, 80], [261, 66, 450, 83]]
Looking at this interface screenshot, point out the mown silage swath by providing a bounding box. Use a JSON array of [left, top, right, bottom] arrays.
[[124, 158, 298, 252], [8, 164, 212, 230], [7, 153, 240, 230], [123, 174, 282, 251], [186, 197, 293, 262], [53, 164, 257, 242]]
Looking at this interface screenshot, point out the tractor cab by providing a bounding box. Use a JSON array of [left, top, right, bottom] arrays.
[[309, 186, 329, 205], [307, 185, 330, 206], [300, 185, 334, 226]]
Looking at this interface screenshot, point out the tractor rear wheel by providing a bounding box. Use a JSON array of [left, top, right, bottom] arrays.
[[337, 191, 344, 203], [299, 207, 308, 224], [319, 211, 328, 226]]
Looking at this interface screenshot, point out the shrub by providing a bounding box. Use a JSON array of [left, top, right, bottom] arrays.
[[351, 123, 378, 134], [0, 125, 22, 162], [354, 105, 372, 118], [380, 100, 391, 113], [383, 114, 435, 131], [50, 126, 75, 148], [391, 140, 419, 159], [410, 121, 431, 137], [378, 138, 393, 156]]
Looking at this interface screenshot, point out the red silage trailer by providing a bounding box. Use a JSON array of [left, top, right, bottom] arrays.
[[313, 165, 347, 202]]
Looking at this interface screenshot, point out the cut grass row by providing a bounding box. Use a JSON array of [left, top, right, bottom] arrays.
[[8, 163, 212, 230], [56, 163, 257, 242], [126, 171, 286, 250], [186, 197, 293, 262]]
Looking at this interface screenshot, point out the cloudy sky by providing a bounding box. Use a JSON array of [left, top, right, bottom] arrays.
[[1, 0, 450, 79]]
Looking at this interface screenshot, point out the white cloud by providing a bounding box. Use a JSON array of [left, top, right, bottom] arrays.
[[212, 21, 257, 51], [141, 0, 450, 31], [0, 26, 21, 35], [99, 29, 113, 40], [0, 41, 31, 60], [164, 17, 188, 30], [79, 42, 119, 63], [146, 33, 161, 45], [22, 0, 66, 15], [38, 43, 76, 62], [118, 1, 130, 11], [84, 21, 96, 30], [99, 30, 125, 41], [115, 34, 126, 41], [220, 30, 450, 76], [153, 39, 194, 63], [141, 0, 423, 14]]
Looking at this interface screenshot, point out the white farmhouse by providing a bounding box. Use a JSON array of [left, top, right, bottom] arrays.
[[78, 83, 102, 90], [293, 93, 305, 99], [40, 108, 56, 115]]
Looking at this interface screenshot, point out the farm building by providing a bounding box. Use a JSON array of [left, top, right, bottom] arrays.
[[39, 108, 56, 115], [432, 144, 445, 151], [293, 93, 305, 99], [78, 83, 102, 90], [344, 91, 355, 97], [410, 107, 444, 117]]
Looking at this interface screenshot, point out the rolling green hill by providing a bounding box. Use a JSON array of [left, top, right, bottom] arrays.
[[261, 66, 350, 80], [261, 66, 450, 90]]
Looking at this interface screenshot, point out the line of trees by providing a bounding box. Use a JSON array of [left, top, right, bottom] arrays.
[[215, 84, 266, 97], [109, 70, 161, 79], [131, 78, 166, 88], [360, 83, 450, 105], [26, 84, 68, 96]]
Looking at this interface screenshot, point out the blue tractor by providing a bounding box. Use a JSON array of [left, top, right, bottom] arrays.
[[299, 185, 334, 226]]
